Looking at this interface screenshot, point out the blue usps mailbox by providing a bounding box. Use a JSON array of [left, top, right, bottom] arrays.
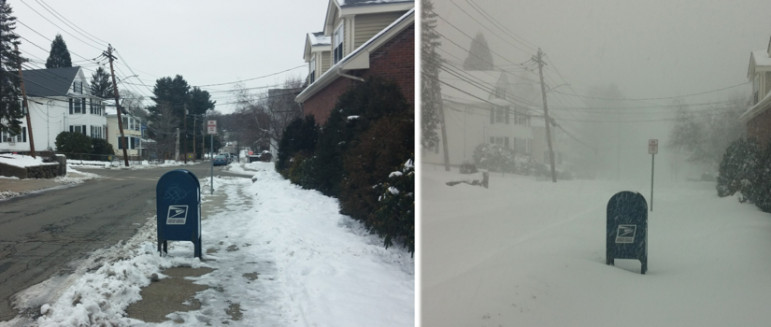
[[606, 191, 648, 274], [156, 169, 202, 258]]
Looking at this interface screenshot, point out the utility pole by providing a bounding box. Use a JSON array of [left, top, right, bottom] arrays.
[[534, 48, 557, 183], [104, 44, 129, 167], [192, 114, 197, 161], [15, 44, 35, 158], [438, 95, 450, 171], [183, 104, 188, 164]]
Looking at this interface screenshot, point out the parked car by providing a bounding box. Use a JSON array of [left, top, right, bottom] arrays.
[[213, 154, 228, 166]]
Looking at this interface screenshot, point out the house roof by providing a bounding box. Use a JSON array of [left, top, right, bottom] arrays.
[[742, 48, 771, 121], [304, 32, 332, 61], [339, 0, 413, 7], [296, 8, 414, 103], [748, 50, 771, 79], [740, 91, 771, 122], [21, 66, 81, 97], [308, 32, 331, 46], [324, 0, 413, 35]]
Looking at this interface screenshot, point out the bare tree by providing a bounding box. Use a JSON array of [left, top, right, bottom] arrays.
[[262, 78, 304, 153]]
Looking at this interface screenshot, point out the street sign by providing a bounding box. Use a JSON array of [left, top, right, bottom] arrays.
[[207, 120, 217, 135], [648, 139, 658, 155], [156, 169, 202, 259], [648, 139, 658, 211]]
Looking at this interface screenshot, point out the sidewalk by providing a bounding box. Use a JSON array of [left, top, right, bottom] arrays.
[[7, 163, 414, 326], [0, 174, 87, 200]]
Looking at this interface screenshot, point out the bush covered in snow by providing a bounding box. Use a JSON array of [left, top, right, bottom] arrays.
[[716, 138, 759, 198], [714, 138, 771, 212], [472, 143, 539, 175], [275, 77, 415, 254], [340, 113, 414, 253], [372, 158, 414, 253], [276, 115, 318, 178], [55, 131, 115, 161]]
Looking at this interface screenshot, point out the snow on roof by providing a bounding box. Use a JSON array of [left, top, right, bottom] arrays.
[[308, 32, 331, 46], [339, 0, 413, 7], [752, 50, 771, 67]]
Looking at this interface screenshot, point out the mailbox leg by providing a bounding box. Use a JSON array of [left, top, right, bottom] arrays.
[[641, 257, 647, 275], [194, 237, 202, 259]]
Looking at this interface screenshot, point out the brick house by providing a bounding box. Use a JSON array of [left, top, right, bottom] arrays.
[[295, 0, 414, 125], [740, 36, 771, 146]]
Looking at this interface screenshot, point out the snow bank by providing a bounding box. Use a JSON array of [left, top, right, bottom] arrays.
[[422, 165, 771, 326], [0, 153, 44, 168], [10, 162, 413, 326]]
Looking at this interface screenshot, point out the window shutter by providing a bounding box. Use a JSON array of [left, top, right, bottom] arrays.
[[69, 99, 73, 114], [505, 107, 510, 124]]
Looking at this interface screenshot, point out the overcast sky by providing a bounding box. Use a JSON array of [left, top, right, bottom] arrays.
[[11, 0, 329, 113], [432, 0, 771, 178], [433, 0, 771, 110]]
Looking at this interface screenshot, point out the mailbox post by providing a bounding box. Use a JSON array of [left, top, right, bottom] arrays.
[[606, 191, 648, 274], [156, 169, 202, 259]]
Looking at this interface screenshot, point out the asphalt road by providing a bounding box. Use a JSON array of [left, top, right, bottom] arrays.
[[0, 162, 246, 321]]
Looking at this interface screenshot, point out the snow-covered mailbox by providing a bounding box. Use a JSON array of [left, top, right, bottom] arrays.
[[606, 191, 648, 274], [156, 169, 202, 259]]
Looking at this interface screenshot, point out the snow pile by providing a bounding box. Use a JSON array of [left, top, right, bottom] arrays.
[[0, 153, 45, 168], [67, 159, 190, 170], [422, 165, 771, 326], [13, 162, 413, 326]]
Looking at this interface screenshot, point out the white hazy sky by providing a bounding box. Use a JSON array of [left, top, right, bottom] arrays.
[[433, 0, 771, 178], [11, 0, 329, 113], [434, 0, 771, 101]]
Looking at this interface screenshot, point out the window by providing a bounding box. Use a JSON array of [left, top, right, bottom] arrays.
[[514, 111, 529, 126], [118, 136, 139, 150], [90, 126, 104, 139], [73, 81, 83, 94], [1, 127, 27, 143], [90, 99, 103, 115], [309, 54, 317, 83], [497, 107, 507, 123], [333, 23, 344, 63], [69, 98, 87, 114], [70, 125, 87, 135]]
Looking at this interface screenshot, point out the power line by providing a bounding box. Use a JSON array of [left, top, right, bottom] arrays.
[[553, 81, 750, 101]]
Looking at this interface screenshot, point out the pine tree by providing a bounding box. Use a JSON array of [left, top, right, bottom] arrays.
[[89, 66, 114, 98], [462, 32, 493, 70], [45, 34, 72, 68], [0, 0, 24, 135], [421, 0, 441, 151]]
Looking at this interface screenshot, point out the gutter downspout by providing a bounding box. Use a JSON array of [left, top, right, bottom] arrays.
[[336, 68, 365, 82]]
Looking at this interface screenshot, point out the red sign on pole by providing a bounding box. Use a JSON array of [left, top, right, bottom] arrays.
[[648, 139, 658, 155], [207, 120, 217, 135]]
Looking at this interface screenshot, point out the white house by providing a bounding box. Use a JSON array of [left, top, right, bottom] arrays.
[[0, 66, 106, 153], [423, 69, 549, 167], [105, 103, 143, 159]]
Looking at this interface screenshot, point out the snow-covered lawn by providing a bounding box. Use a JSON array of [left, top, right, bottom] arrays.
[[7, 162, 414, 326], [421, 165, 771, 326]]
